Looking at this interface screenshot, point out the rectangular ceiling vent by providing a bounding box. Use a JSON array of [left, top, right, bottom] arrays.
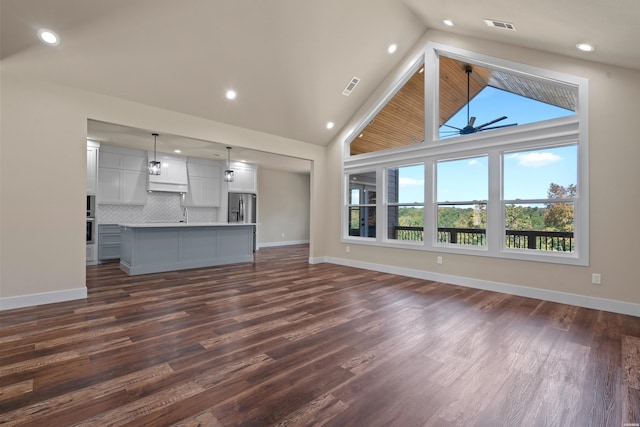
[[342, 77, 361, 96], [483, 19, 516, 31]]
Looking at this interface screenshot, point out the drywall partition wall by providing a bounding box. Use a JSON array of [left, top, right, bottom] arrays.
[[257, 169, 311, 247], [0, 74, 326, 309], [0, 77, 88, 309], [325, 30, 640, 313]]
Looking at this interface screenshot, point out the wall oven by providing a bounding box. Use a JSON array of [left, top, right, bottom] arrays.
[[87, 195, 96, 217], [87, 195, 96, 244], [86, 218, 96, 244]]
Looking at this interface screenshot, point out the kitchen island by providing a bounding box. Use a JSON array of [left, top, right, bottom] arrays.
[[119, 222, 254, 276]]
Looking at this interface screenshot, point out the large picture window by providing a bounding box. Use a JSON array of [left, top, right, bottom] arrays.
[[343, 43, 588, 266], [503, 145, 577, 252]]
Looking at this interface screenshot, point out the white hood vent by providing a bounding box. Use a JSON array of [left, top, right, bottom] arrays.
[[147, 152, 189, 193]]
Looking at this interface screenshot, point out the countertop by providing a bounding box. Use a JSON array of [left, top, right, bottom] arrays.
[[120, 222, 255, 228]]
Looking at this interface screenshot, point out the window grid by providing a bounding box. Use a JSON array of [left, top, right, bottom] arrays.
[[342, 43, 588, 266]]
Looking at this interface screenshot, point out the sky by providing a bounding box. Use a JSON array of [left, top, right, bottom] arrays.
[[397, 87, 577, 204]]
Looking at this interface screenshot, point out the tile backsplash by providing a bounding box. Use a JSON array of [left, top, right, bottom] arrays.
[[98, 192, 218, 224]]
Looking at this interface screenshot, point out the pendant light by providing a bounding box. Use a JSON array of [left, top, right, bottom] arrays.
[[148, 133, 161, 175], [224, 146, 234, 182]]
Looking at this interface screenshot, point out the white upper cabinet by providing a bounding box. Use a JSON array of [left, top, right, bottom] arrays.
[[99, 148, 146, 170], [86, 140, 100, 195], [182, 158, 222, 207], [227, 163, 257, 193], [98, 145, 147, 205]]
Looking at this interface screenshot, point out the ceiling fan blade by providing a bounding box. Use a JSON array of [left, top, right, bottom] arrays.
[[477, 123, 518, 131], [441, 123, 463, 131], [468, 116, 476, 127], [475, 116, 508, 130]]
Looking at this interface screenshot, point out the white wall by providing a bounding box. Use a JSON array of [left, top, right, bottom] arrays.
[[257, 169, 310, 246], [0, 74, 326, 309], [1, 76, 88, 308], [322, 30, 640, 314]]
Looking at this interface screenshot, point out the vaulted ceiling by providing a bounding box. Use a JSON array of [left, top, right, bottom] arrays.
[[2, 0, 638, 165]]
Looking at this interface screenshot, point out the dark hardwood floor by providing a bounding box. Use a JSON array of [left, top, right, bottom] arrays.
[[1, 244, 639, 426]]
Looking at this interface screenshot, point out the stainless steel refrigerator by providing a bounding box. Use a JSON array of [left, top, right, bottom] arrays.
[[228, 192, 257, 250]]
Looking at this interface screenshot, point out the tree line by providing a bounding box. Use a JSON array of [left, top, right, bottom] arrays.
[[397, 183, 575, 232]]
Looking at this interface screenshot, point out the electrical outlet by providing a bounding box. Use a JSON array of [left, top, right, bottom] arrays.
[[346, 246, 350, 253], [281, 233, 285, 237], [591, 273, 601, 285], [437, 256, 443, 265]]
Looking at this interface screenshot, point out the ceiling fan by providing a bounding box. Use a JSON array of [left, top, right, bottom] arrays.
[[441, 64, 517, 136]]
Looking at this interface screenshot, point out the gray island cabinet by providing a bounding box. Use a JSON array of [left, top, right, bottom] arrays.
[[119, 223, 254, 275]]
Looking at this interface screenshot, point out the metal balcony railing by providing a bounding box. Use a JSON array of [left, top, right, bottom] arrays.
[[393, 226, 574, 252]]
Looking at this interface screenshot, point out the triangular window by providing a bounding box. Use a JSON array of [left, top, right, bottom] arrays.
[[438, 56, 576, 139]]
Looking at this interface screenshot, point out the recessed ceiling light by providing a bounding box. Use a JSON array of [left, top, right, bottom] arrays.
[[387, 43, 398, 54], [326, 122, 335, 129], [225, 89, 237, 100], [37, 29, 60, 46], [576, 43, 595, 52], [174, 149, 182, 153], [443, 19, 454, 27]]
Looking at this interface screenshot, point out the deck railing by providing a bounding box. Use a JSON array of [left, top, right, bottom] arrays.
[[393, 226, 574, 252]]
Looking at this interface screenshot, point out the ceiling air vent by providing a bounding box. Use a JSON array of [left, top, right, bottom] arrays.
[[342, 77, 361, 96], [483, 19, 516, 31]]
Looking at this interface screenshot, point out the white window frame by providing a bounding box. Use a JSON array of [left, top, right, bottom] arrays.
[[345, 169, 378, 242], [435, 154, 489, 249], [383, 163, 426, 246], [500, 143, 579, 256], [342, 42, 589, 266]]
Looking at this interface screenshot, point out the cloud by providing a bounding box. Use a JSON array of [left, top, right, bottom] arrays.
[[468, 159, 480, 166], [509, 152, 562, 167], [399, 177, 424, 186]]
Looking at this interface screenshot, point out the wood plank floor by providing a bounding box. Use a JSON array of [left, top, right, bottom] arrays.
[[1, 244, 639, 426]]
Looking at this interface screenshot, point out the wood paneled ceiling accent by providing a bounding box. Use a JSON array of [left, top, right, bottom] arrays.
[[439, 56, 576, 126], [439, 56, 491, 126], [488, 71, 577, 111], [349, 56, 576, 156], [349, 57, 487, 156], [350, 67, 425, 156]]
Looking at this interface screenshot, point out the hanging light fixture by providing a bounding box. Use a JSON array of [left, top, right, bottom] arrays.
[[148, 133, 161, 175], [224, 146, 234, 182]]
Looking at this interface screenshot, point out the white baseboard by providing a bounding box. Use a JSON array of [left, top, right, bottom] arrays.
[[314, 256, 640, 317], [5, 257, 637, 317], [0, 287, 87, 311], [259, 240, 310, 249]]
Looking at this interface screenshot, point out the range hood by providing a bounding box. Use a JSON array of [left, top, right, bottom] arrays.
[[147, 152, 189, 193]]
